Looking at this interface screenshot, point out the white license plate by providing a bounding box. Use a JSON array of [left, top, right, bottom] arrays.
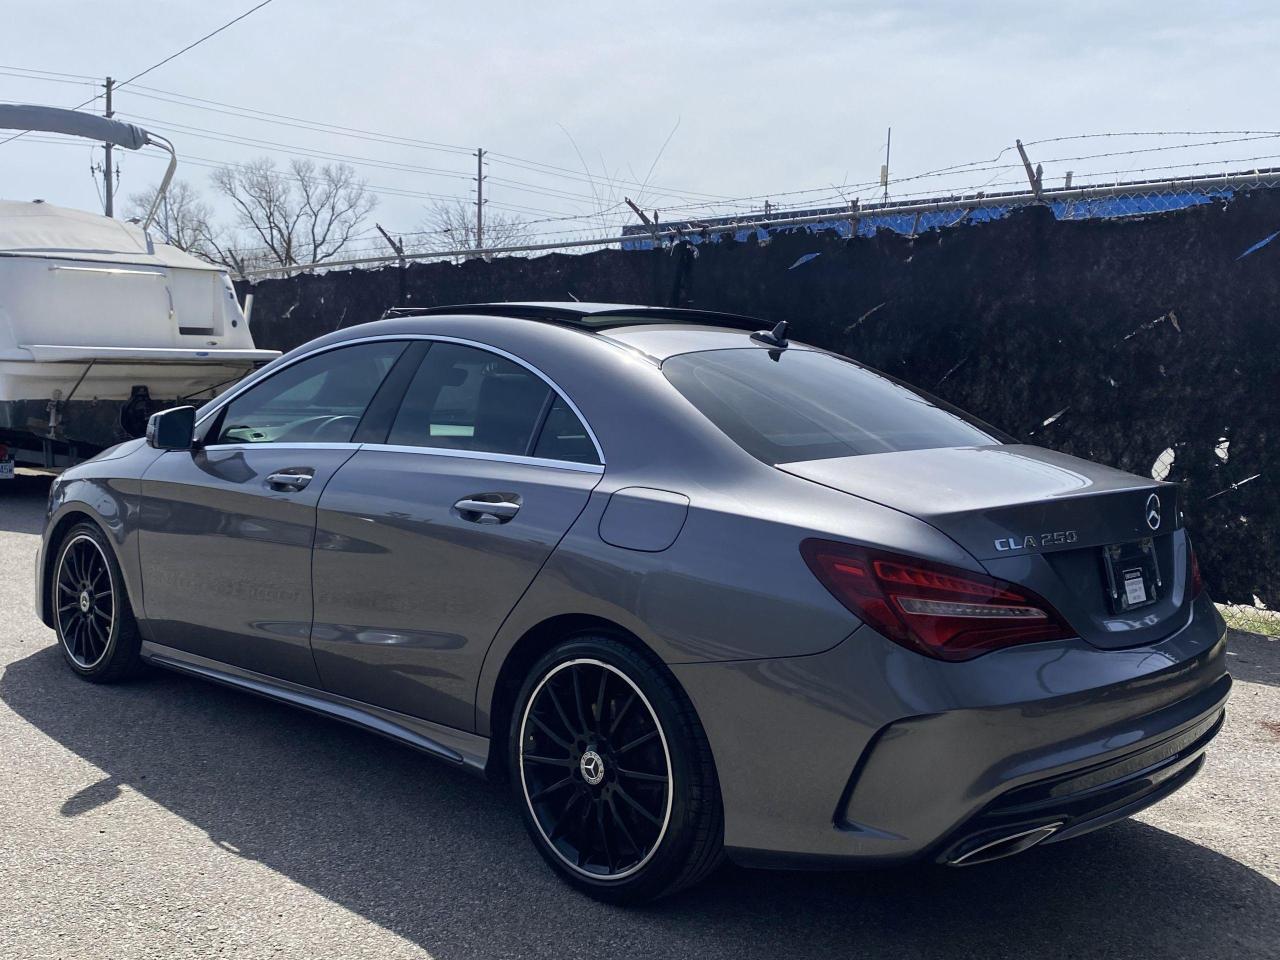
[[0, 459, 14, 480], [1123, 568, 1148, 605]]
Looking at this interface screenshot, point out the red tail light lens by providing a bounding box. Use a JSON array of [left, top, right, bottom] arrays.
[[800, 539, 1076, 661], [1188, 540, 1204, 597]]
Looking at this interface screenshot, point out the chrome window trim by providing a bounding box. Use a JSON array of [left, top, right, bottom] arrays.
[[193, 439, 603, 474], [367, 443, 604, 475], [197, 441, 363, 453], [195, 333, 606, 465]]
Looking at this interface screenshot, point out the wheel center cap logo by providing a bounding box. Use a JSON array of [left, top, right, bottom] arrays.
[[78, 590, 91, 613], [580, 749, 605, 785], [1145, 493, 1162, 531]]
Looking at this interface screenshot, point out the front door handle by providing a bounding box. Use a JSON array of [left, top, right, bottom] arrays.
[[454, 496, 521, 524], [266, 471, 314, 491]]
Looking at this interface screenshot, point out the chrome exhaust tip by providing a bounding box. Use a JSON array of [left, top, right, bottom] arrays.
[[946, 822, 1064, 867]]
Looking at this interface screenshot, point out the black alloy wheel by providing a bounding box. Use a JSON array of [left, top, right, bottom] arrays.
[[520, 657, 673, 879], [52, 523, 144, 682], [55, 533, 116, 669], [510, 636, 723, 903]]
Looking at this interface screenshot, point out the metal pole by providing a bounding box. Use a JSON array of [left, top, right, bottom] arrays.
[[1015, 139, 1043, 200], [376, 222, 408, 303], [375, 222, 406, 265], [625, 197, 659, 242], [882, 126, 891, 205], [475, 147, 485, 249], [103, 76, 114, 217]]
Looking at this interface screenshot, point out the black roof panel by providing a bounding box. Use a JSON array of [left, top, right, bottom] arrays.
[[384, 301, 764, 332]]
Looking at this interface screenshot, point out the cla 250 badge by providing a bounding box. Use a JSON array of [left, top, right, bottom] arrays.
[[994, 530, 1079, 552]]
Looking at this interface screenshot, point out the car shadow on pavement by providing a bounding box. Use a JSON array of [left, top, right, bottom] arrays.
[[2, 642, 1277, 960], [1226, 629, 1280, 687], [0, 474, 51, 536]]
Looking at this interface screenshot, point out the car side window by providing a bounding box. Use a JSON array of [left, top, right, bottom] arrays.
[[387, 342, 598, 464], [214, 340, 406, 445], [533, 396, 600, 464]]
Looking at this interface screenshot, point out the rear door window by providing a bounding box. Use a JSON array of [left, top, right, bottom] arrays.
[[387, 342, 597, 464], [662, 347, 1002, 464]]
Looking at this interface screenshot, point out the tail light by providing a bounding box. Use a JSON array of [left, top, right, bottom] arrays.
[[1189, 540, 1204, 597], [800, 539, 1076, 661]]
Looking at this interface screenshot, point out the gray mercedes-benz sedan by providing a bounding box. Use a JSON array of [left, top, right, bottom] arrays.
[[35, 302, 1230, 902]]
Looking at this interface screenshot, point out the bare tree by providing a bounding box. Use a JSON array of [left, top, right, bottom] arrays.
[[415, 199, 531, 261], [126, 180, 219, 260], [210, 157, 376, 268]]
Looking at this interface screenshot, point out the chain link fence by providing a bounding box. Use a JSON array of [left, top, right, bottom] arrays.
[[619, 169, 1280, 248], [1220, 604, 1280, 638]]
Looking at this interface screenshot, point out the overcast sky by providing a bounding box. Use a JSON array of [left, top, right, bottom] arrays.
[[3, 1, 1278, 251]]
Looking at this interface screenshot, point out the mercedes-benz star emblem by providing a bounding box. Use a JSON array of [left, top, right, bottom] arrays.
[[1145, 493, 1162, 531], [580, 749, 605, 785]]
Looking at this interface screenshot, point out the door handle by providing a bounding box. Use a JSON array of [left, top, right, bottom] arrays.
[[453, 496, 521, 524], [266, 471, 313, 491]]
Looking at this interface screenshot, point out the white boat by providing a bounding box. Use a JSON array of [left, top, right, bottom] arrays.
[[0, 104, 278, 475]]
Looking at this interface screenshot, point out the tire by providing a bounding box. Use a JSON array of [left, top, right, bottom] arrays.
[[50, 522, 145, 683], [508, 634, 724, 903]]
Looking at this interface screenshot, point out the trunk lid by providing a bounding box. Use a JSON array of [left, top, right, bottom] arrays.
[[779, 444, 1193, 649]]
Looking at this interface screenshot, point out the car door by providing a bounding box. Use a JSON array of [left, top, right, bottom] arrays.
[[137, 338, 409, 684], [310, 339, 604, 730]]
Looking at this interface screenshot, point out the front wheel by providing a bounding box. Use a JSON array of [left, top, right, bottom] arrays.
[[51, 522, 144, 682], [509, 636, 724, 903]]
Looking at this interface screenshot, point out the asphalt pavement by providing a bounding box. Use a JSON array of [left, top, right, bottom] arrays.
[[1, 473, 1276, 959]]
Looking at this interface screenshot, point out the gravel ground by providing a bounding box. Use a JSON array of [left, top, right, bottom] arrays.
[[1, 472, 1276, 959]]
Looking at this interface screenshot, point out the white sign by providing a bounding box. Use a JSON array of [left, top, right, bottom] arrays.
[[1123, 570, 1147, 606]]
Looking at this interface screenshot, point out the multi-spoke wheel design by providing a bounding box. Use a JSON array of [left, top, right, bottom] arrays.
[[519, 657, 673, 880], [55, 533, 116, 670]]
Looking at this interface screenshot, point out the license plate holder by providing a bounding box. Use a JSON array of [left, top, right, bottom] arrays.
[[1102, 539, 1160, 614]]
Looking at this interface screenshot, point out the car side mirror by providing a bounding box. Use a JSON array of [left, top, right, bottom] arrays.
[[146, 406, 196, 451]]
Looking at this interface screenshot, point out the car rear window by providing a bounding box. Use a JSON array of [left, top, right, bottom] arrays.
[[662, 348, 1002, 464]]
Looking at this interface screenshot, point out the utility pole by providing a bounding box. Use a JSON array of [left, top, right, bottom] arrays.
[[103, 76, 115, 217], [474, 147, 485, 249]]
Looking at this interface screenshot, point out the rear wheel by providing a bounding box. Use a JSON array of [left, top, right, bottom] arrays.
[[52, 523, 144, 682], [509, 635, 723, 903]]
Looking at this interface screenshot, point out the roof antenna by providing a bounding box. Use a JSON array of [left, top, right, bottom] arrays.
[[751, 319, 789, 348]]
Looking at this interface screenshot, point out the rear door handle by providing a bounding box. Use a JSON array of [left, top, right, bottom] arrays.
[[266, 471, 314, 491], [454, 496, 521, 523]]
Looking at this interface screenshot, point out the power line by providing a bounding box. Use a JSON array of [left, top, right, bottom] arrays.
[[105, 1, 277, 96], [0, 1, 275, 147], [114, 110, 476, 181], [9, 59, 1280, 208], [103, 108, 676, 219], [112, 109, 640, 208], [6, 65, 97, 80], [17, 134, 578, 219], [1, 63, 730, 203]]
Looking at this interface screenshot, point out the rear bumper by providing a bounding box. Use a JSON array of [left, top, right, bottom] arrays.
[[671, 591, 1229, 869], [937, 704, 1222, 865]]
